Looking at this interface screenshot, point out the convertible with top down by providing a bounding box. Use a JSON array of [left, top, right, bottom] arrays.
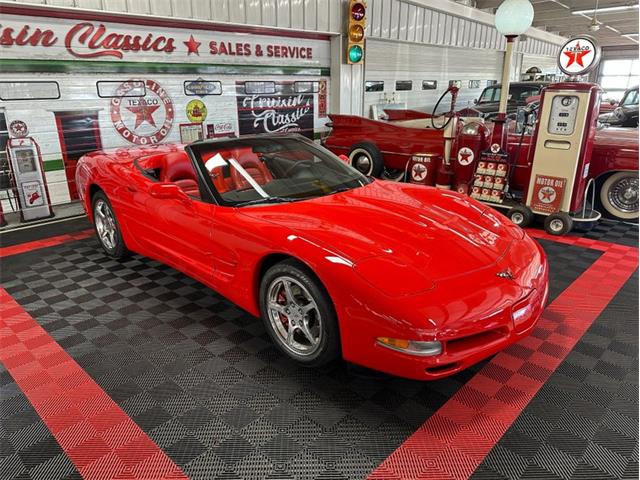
[[76, 134, 548, 380]]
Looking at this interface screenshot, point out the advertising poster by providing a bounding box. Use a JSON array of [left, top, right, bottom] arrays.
[[236, 82, 315, 139], [531, 174, 567, 214]]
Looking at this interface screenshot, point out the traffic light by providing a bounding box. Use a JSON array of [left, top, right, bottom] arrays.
[[346, 1, 366, 64]]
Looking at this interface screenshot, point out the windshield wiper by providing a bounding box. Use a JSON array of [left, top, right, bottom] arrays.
[[235, 196, 298, 207]]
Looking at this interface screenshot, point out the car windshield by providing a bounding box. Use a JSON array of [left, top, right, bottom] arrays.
[[478, 85, 541, 104], [190, 136, 370, 206], [621, 88, 639, 106]]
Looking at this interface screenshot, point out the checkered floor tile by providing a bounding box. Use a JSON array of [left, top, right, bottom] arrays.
[[0, 219, 637, 480]]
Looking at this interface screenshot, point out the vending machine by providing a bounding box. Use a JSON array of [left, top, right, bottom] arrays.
[[6, 120, 53, 222]]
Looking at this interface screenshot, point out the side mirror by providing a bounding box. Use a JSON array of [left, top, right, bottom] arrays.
[[149, 182, 191, 202], [338, 154, 350, 164], [473, 98, 478, 105], [609, 99, 616, 105]]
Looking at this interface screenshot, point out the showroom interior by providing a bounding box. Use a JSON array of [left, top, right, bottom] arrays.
[[0, 0, 638, 478]]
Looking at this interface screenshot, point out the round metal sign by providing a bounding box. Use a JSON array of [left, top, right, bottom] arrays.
[[9, 120, 28, 138], [557, 35, 600, 76]]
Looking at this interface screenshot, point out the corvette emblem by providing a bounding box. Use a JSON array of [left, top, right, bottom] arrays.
[[496, 269, 514, 280]]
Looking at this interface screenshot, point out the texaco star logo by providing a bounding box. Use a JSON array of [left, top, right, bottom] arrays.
[[538, 186, 557, 204], [558, 37, 597, 75], [458, 147, 474, 166], [490, 143, 501, 154], [411, 163, 428, 182], [110, 79, 174, 145]]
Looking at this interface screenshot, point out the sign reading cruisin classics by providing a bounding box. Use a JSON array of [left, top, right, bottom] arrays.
[[0, 14, 330, 68], [236, 82, 315, 139]]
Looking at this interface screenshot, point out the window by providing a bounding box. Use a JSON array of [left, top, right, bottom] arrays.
[[294, 81, 319, 93], [395, 80, 412, 91], [244, 81, 276, 94], [598, 58, 639, 102], [469, 80, 481, 89], [449, 80, 462, 88], [365, 81, 384, 92], [184, 80, 222, 96], [487, 80, 498, 86], [97, 80, 146, 98], [422, 80, 438, 90], [0, 81, 60, 101]]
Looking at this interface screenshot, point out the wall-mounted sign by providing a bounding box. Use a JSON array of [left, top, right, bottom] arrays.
[[236, 82, 314, 139], [179, 123, 204, 143], [557, 36, 600, 76], [318, 80, 327, 118], [186, 99, 207, 123], [110, 79, 174, 145], [184, 78, 222, 97], [9, 120, 29, 138], [0, 13, 330, 68]]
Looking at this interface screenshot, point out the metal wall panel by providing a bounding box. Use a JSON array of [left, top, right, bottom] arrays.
[[261, 0, 277, 26], [230, 0, 247, 23]]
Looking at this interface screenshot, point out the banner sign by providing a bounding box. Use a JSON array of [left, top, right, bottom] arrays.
[[0, 14, 330, 68], [236, 82, 315, 139]]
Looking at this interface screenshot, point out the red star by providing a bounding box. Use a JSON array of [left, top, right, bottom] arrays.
[[459, 152, 472, 162], [126, 103, 160, 129], [563, 42, 590, 68], [540, 187, 555, 201], [184, 35, 201, 55]]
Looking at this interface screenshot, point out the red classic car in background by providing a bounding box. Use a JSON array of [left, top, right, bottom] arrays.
[[76, 134, 548, 381], [323, 88, 639, 222]]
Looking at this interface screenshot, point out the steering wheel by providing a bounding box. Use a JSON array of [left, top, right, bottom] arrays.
[[283, 159, 314, 177], [431, 86, 460, 130]]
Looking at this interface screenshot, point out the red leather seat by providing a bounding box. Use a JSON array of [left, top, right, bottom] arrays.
[[161, 152, 200, 198], [228, 149, 273, 190]]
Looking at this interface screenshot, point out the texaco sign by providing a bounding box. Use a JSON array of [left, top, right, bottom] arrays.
[[110, 79, 174, 145], [557, 35, 600, 76]]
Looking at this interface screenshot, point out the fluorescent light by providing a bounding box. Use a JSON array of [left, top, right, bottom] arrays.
[[572, 4, 638, 14], [622, 33, 639, 36]]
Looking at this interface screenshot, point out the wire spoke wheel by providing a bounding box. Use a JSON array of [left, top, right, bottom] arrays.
[[266, 276, 322, 356]]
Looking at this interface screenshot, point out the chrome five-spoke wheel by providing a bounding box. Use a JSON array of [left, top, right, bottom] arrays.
[[94, 198, 117, 250], [266, 276, 322, 356], [260, 260, 340, 366]]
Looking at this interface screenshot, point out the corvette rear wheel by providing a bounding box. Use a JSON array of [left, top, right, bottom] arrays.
[[92, 192, 129, 260], [260, 260, 340, 366]]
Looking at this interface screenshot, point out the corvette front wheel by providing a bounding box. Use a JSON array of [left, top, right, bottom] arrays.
[[260, 260, 340, 367]]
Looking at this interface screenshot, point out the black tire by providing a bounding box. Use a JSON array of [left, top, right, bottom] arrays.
[[507, 205, 534, 228], [91, 191, 130, 260], [259, 259, 340, 367], [544, 212, 573, 236], [348, 142, 384, 178]]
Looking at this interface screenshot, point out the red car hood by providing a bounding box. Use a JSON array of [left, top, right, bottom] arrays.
[[241, 181, 518, 282]]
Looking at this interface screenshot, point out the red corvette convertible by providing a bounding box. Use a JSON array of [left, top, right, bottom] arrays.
[[76, 135, 548, 380]]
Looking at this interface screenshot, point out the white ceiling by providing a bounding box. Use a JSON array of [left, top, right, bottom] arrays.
[[475, 0, 639, 46]]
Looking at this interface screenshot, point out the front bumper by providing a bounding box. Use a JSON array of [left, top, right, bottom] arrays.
[[339, 236, 549, 381]]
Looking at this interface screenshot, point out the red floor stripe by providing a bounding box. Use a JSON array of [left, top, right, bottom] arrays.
[[369, 237, 638, 480], [0, 289, 187, 480], [0, 229, 95, 258]]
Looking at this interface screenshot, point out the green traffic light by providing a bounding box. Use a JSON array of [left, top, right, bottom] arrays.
[[348, 45, 363, 63]]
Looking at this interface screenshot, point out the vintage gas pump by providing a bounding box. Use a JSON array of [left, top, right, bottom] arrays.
[[5, 120, 53, 222], [516, 36, 603, 235]]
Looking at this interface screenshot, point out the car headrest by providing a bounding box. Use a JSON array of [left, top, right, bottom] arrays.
[[162, 152, 195, 182]]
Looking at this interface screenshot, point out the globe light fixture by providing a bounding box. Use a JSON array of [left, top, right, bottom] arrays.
[[492, 0, 534, 150], [495, 0, 534, 36]]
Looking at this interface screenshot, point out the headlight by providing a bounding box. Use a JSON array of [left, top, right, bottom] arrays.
[[511, 292, 535, 327], [376, 337, 442, 356]]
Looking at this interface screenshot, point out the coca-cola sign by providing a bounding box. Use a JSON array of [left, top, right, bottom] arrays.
[[236, 82, 315, 139]]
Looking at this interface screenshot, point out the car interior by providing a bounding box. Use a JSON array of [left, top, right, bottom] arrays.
[[135, 147, 276, 200]]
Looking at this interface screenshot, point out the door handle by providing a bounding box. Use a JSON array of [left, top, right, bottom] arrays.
[[127, 185, 137, 193]]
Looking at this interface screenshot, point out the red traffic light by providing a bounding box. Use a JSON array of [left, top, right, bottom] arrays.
[[351, 2, 365, 21]]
